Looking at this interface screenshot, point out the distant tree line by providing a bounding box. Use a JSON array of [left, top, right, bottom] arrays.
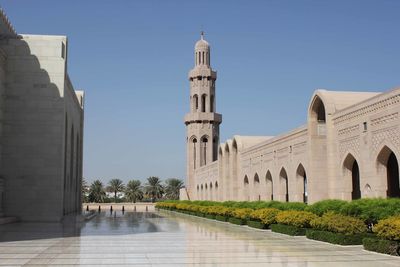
[[81, 177, 184, 203]]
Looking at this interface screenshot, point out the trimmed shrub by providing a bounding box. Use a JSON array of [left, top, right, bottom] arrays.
[[310, 212, 367, 235], [306, 229, 369, 245], [214, 206, 234, 217], [373, 216, 400, 241], [273, 202, 307, 211], [206, 206, 224, 216], [228, 217, 246, 225], [271, 224, 306, 236], [205, 214, 215, 220], [340, 198, 400, 224], [215, 215, 228, 222], [363, 237, 400, 256], [305, 199, 347, 216], [276, 210, 318, 228], [231, 208, 253, 220], [250, 208, 280, 226], [247, 220, 268, 229]]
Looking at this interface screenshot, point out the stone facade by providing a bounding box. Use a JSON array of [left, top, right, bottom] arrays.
[[182, 35, 400, 203], [0, 10, 84, 221]]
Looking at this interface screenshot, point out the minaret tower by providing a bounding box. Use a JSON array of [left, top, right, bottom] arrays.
[[184, 32, 222, 200]]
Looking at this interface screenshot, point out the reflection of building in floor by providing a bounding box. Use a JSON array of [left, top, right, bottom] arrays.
[[0, 9, 84, 222], [183, 34, 400, 203]]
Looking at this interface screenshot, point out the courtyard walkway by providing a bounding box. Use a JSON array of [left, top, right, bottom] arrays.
[[0, 210, 399, 266]]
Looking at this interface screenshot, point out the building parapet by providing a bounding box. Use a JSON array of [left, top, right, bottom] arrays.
[[241, 125, 308, 156], [66, 74, 84, 110], [333, 88, 400, 125]]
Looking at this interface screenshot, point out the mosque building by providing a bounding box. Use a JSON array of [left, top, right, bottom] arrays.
[[182, 34, 400, 203], [0, 9, 84, 222]]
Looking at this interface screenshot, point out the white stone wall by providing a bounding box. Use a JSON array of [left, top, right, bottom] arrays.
[[0, 34, 84, 221], [188, 88, 400, 203], [331, 88, 400, 200]]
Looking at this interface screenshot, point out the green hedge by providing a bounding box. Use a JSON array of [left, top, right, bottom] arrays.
[[270, 224, 307, 236], [205, 214, 215, 220], [363, 237, 400, 256], [228, 217, 246, 225], [215, 215, 228, 222], [247, 220, 268, 229], [340, 198, 400, 223], [305, 199, 347, 216], [306, 229, 369, 245]]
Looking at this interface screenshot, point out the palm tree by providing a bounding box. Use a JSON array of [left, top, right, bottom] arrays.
[[164, 178, 184, 200], [125, 180, 144, 203], [145, 176, 164, 202], [82, 177, 89, 203], [107, 179, 125, 203], [88, 180, 106, 203]]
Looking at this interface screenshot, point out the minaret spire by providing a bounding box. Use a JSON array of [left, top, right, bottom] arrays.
[[184, 35, 222, 200]]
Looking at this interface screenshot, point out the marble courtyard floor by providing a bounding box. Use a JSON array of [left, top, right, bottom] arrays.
[[0, 210, 399, 266]]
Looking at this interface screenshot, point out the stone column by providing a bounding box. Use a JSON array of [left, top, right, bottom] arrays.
[[0, 178, 4, 217]]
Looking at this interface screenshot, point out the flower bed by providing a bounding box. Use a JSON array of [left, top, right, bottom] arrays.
[[156, 199, 400, 253]]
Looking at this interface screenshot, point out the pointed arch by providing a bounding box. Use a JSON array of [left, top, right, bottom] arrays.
[[377, 146, 400, 198], [296, 163, 308, 203], [189, 135, 198, 170], [309, 95, 326, 136], [210, 95, 214, 112], [343, 153, 361, 200], [253, 173, 260, 201], [224, 141, 232, 200], [209, 182, 213, 200], [200, 135, 209, 167], [243, 175, 250, 201], [201, 94, 206, 112], [193, 94, 199, 111], [279, 167, 289, 202], [265, 170, 273, 201]]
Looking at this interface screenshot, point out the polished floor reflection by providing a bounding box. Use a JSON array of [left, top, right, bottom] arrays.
[[0, 210, 399, 266]]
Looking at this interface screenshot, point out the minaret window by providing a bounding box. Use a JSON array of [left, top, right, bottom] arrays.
[[200, 137, 208, 166], [210, 95, 214, 112], [193, 94, 198, 111], [202, 52, 205, 65], [193, 138, 197, 169], [201, 94, 206, 112]]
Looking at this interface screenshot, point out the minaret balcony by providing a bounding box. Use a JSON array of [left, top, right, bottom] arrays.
[[184, 112, 222, 124], [188, 68, 217, 80]]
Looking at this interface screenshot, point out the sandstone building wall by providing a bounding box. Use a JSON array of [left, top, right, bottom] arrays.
[[0, 10, 84, 221], [182, 36, 400, 203]]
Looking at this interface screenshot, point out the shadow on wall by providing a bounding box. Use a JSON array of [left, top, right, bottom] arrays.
[[1, 37, 71, 222]]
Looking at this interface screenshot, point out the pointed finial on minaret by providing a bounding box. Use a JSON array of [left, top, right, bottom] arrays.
[[200, 30, 204, 40]]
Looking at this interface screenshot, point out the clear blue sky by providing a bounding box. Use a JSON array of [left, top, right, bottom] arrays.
[[3, 1, 400, 184]]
